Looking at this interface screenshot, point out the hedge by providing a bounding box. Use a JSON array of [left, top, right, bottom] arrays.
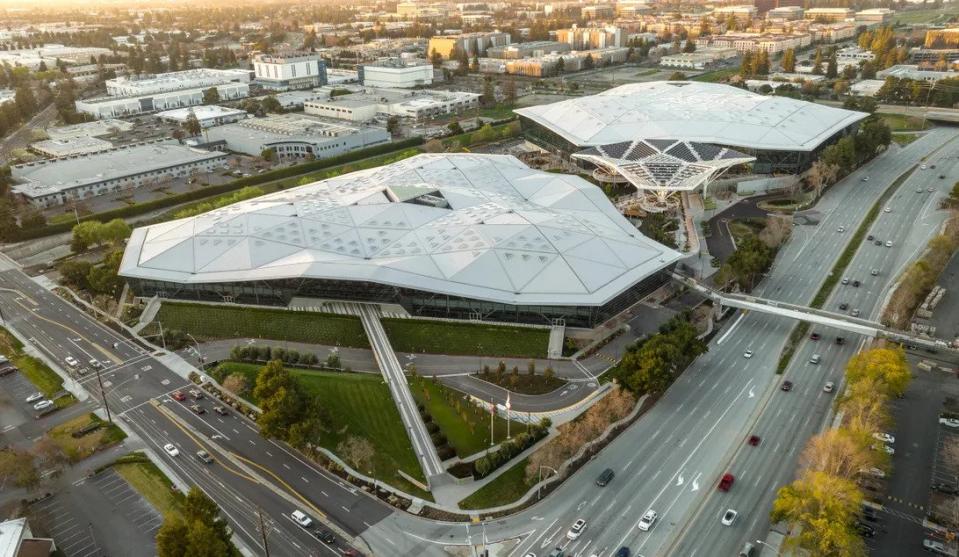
[[13, 136, 425, 241]]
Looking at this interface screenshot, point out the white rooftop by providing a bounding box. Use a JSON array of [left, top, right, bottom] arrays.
[[515, 81, 868, 152], [156, 105, 248, 122], [120, 154, 682, 306]]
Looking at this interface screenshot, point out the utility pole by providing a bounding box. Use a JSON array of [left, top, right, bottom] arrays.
[[94, 364, 113, 424], [256, 507, 271, 557], [489, 397, 494, 447]]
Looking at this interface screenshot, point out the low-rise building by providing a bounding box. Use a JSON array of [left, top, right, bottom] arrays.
[[855, 8, 894, 26], [359, 58, 433, 88], [253, 52, 327, 91], [713, 5, 758, 20], [556, 25, 625, 49], [767, 6, 804, 21], [0, 517, 56, 557], [697, 32, 811, 54], [156, 105, 249, 128], [46, 119, 134, 141], [836, 46, 876, 63], [30, 136, 114, 158], [305, 88, 480, 122], [878, 64, 959, 83], [197, 114, 390, 160], [809, 23, 858, 43], [76, 82, 250, 119], [486, 41, 571, 59], [850, 79, 885, 96], [105, 68, 252, 97], [804, 7, 854, 21], [427, 31, 510, 59], [326, 68, 360, 85], [659, 48, 739, 70], [11, 142, 228, 208], [478, 47, 629, 76]]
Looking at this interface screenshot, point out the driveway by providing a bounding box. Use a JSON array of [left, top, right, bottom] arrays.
[[705, 195, 772, 263]]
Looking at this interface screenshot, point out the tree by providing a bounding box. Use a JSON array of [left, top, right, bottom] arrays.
[[826, 54, 839, 79], [0, 448, 39, 488], [727, 234, 774, 290], [202, 87, 220, 105], [254, 360, 306, 438], [447, 121, 463, 135], [555, 57, 565, 74], [482, 76, 495, 107], [386, 116, 400, 136], [14, 85, 36, 117], [156, 515, 189, 557], [473, 123, 496, 143], [183, 111, 202, 137], [683, 40, 696, 53], [812, 48, 824, 75], [260, 95, 282, 114], [782, 48, 796, 73], [260, 147, 275, 162], [503, 78, 517, 106], [338, 435, 375, 476], [771, 471, 866, 557], [668, 72, 687, 81], [101, 218, 131, 245], [70, 220, 101, 253], [844, 347, 911, 398], [58, 260, 93, 290], [222, 373, 248, 396], [583, 54, 594, 70], [424, 139, 445, 153], [800, 429, 877, 480], [158, 487, 239, 557], [430, 48, 442, 67]]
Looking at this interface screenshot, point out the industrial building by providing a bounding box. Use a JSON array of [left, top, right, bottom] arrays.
[[118, 153, 683, 327], [11, 142, 228, 208], [253, 52, 327, 91], [304, 88, 480, 122], [46, 119, 133, 141], [427, 32, 511, 59], [359, 58, 434, 88], [555, 25, 625, 50], [515, 81, 868, 176], [76, 68, 252, 119], [30, 136, 114, 158], [156, 105, 249, 128], [196, 114, 390, 161], [659, 48, 738, 70], [486, 41, 571, 59]]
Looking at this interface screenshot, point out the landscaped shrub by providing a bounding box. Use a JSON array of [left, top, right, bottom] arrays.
[[471, 421, 549, 479]]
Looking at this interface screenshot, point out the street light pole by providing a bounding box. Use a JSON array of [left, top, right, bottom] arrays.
[[94, 363, 113, 424], [186, 333, 204, 371]]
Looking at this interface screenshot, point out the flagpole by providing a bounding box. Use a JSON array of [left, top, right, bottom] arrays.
[[506, 393, 511, 440]]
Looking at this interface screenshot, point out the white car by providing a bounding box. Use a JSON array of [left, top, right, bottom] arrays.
[[872, 432, 895, 444], [163, 443, 180, 457], [884, 207, 891, 213], [885, 240, 893, 247], [871, 444, 895, 455], [940, 418, 959, 428], [567, 519, 587, 540], [862, 176, 869, 182], [638, 509, 658, 531], [89, 359, 102, 368], [25, 392, 43, 403], [921, 164, 928, 170], [841, 277, 850, 285], [291, 510, 313, 528], [722, 509, 738, 526], [64, 356, 79, 367], [743, 349, 753, 359], [823, 382, 835, 393], [859, 467, 886, 479], [837, 226, 845, 233], [32, 400, 53, 411]]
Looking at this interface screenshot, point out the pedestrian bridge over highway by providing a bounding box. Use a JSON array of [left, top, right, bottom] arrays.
[[672, 273, 956, 352]]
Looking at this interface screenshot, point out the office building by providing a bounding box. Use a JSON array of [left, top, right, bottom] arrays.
[[660, 48, 739, 70], [359, 58, 434, 88], [304, 88, 480, 122], [804, 8, 854, 21], [30, 136, 114, 158], [156, 105, 249, 128], [253, 52, 328, 91], [555, 25, 625, 49], [427, 32, 511, 59], [486, 41, 571, 59]]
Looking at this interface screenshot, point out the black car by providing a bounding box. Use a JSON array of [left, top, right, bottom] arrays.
[[933, 482, 959, 495], [615, 548, 631, 557], [313, 529, 335, 544], [596, 468, 615, 487], [852, 280, 860, 287], [874, 239, 883, 246], [781, 381, 794, 392], [856, 523, 877, 537], [836, 337, 846, 345], [810, 332, 821, 340], [867, 234, 874, 241], [839, 302, 849, 310]]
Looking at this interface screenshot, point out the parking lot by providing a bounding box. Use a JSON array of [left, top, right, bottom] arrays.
[[29, 467, 161, 556], [0, 368, 96, 447]]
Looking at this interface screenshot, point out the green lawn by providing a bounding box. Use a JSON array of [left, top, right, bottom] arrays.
[[154, 302, 369, 348], [113, 453, 184, 517], [476, 370, 566, 395], [894, 7, 959, 24], [210, 362, 428, 493], [459, 457, 534, 510], [478, 105, 517, 120], [409, 377, 522, 458], [892, 133, 920, 146], [382, 319, 549, 358], [692, 67, 739, 83], [48, 413, 127, 462], [880, 113, 930, 132]]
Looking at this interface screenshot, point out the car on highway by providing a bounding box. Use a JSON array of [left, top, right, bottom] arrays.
[[781, 380, 793, 391], [809, 354, 821, 364], [189, 389, 205, 400], [841, 277, 849, 285], [836, 337, 846, 345], [810, 332, 821, 340], [872, 432, 895, 444], [861, 176, 869, 182], [867, 234, 874, 241], [32, 400, 53, 411], [567, 519, 587, 540], [524, 553, 536, 557], [291, 510, 313, 528], [313, 529, 335, 544], [721, 509, 738, 526], [871, 268, 879, 276], [885, 241, 893, 247], [939, 417, 959, 428], [190, 404, 206, 415], [851, 309, 861, 317], [614, 548, 630, 557], [824, 381, 835, 393], [837, 226, 845, 233], [88, 359, 101, 369], [171, 391, 187, 401], [940, 175, 946, 180], [64, 356, 79, 367], [917, 187, 924, 193], [884, 207, 891, 213], [748, 435, 761, 446], [839, 302, 849, 310], [25, 392, 43, 403], [637, 509, 658, 531], [874, 239, 883, 246], [871, 444, 894, 455], [852, 280, 860, 287], [929, 187, 935, 192], [214, 405, 230, 416], [596, 468, 615, 487], [921, 164, 928, 170], [547, 548, 564, 557], [163, 443, 179, 457], [743, 349, 753, 359], [195, 450, 213, 464], [718, 473, 735, 491]]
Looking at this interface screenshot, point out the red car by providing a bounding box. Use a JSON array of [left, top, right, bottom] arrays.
[[748, 435, 761, 446], [810, 332, 821, 341], [171, 391, 187, 401], [718, 473, 735, 492]]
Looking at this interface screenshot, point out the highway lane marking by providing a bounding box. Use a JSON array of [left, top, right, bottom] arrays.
[[715, 313, 745, 345], [301, 476, 309, 483], [283, 463, 291, 470]]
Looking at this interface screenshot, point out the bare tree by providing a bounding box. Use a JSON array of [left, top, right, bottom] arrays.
[[799, 429, 878, 479], [222, 373, 248, 396], [337, 435, 376, 479]]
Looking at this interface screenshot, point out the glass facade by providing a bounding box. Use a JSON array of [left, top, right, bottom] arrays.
[[126, 267, 672, 328]]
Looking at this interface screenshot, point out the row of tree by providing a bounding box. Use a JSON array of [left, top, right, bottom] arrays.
[[229, 344, 328, 368], [253, 360, 330, 450], [70, 218, 131, 253], [612, 314, 707, 395], [875, 75, 959, 107], [771, 347, 910, 556], [157, 486, 240, 557]]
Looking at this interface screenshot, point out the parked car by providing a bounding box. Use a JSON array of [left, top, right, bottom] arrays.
[[859, 467, 885, 479], [872, 432, 895, 445], [163, 443, 179, 457], [32, 400, 53, 411], [871, 444, 895, 455], [718, 473, 735, 491], [291, 510, 313, 528], [722, 509, 738, 526], [932, 482, 959, 495], [567, 519, 587, 540], [25, 392, 43, 403], [637, 510, 658, 531], [939, 417, 959, 428], [88, 359, 102, 369]]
